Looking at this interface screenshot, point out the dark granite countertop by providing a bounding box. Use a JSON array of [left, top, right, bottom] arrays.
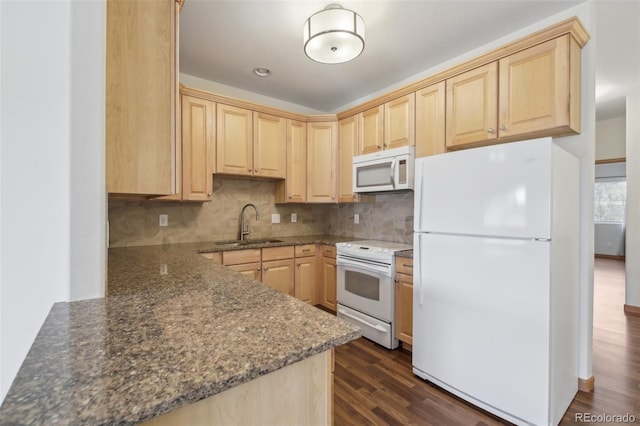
[[0, 235, 360, 425], [395, 249, 414, 259]]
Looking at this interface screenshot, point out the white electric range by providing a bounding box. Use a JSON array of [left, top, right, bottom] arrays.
[[335, 240, 412, 349]]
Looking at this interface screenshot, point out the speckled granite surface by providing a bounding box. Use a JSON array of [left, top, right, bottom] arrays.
[[395, 249, 414, 259], [0, 235, 360, 425]]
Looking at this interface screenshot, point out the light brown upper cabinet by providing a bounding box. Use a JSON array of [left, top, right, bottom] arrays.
[[106, 0, 178, 196], [446, 34, 581, 150], [178, 95, 215, 201], [415, 82, 446, 158], [216, 104, 253, 176], [338, 115, 359, 203], [307, 122, 338, 203], [359, 106, 384, 154], [217, 106, 286, 178], [384, 94, 415, 150], [275, 119, 307, 203], [446, 63, 499, 149], [253, 112, 286, 178]]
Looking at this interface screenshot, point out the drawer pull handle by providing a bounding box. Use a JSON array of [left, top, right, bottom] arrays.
[[303, 249, 311, 252], [402, 263, 413, 268], [338, 309, 386, 332]]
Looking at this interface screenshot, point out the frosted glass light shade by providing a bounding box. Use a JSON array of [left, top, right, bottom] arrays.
[[303, 5, 365, 64]]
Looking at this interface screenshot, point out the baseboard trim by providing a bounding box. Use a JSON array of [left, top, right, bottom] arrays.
[[578, 376, 595, 392], [624, 304, 640, 317], [594, 254, 625, 261]]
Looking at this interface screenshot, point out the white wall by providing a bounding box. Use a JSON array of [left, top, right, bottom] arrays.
[[626, 92, 640, 307], [596, 116, 626, 160], [0, 0, 105, 401]]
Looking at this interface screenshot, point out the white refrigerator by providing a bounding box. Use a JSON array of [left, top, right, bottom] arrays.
[[412, 137, 579, 426]]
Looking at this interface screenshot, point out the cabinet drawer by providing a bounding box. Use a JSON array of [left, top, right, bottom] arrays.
[[223, 249, 261, 266], [200, 252, 222, 264], [295, 244, 316, 258], [262, 246, 294, 261], [395, 257, 413, 275], [322, 245, 336, 258]]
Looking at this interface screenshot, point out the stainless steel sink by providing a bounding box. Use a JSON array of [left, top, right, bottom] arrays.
[[213, 238, 284, 247]]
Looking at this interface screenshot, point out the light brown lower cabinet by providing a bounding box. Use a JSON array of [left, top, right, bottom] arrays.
[[395, 257, 413, 348], [320, 245, 337, 311], [262, 258, 295, 296], [294, 245, 317, 304]]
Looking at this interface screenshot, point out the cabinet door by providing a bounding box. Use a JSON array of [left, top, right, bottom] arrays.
[[216, 104, 252, 176], [385, 94, 415, 150], [307, 122, 338, 203], [181, 95, 215, 201], [282, 119, 307, 203], [498, 35, 578, 140], [446, 62, 498, 150], [263, 258, 295, 296], [321, 256, 337, 311], [395, 272, 413, 346], [359, 106, 384, 154], [415, 82, 446, 158], [253, 112, 286, 178], [106, 0, 177, 195], [227, 262, 262, 281], [295, 256, 316, 304], [337, 115, 359, 203]]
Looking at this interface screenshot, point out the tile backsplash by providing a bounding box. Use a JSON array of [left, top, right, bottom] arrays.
[[108, 176, 414, 247]]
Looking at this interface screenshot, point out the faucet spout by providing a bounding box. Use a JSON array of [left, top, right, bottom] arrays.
[[239, 203, 259, 241]]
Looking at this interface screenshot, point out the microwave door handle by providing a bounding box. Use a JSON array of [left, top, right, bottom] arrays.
[[389, 158, 396, 188]]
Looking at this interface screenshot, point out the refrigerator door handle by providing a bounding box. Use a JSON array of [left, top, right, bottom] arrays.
[[415, 162, 423, 231], [416, 235, 423, 306]]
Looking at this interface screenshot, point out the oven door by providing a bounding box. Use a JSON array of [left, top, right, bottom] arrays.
[[336, 255, 393, 322]]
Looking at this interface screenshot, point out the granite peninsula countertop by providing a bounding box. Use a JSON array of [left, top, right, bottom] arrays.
[[0, 235, 361, 425]]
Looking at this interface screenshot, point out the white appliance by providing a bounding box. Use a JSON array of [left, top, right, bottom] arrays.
[[353, 146, 415, 193], [336, 240, 412, 349], [413, 137, 579, 426]]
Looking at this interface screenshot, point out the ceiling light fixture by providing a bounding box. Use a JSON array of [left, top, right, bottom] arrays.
[[253, 67, 271, 77], [303, 3, 365, 64]]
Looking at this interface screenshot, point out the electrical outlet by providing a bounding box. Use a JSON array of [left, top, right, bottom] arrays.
[[272, 213, 280, 224], [354, 214, 360, 224], [291, 213, 297, 223], [159, 214, 168, 227], [160, 264, 168, 275]]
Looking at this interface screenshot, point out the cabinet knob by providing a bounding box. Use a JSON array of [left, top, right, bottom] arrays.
[[264, 267, 268, 271], [254, 169, 258, 172], [394, 279, 399, 283], [288, 196, 292, 199], [256, 267, 261, 271], [248, 169, 252, 172], [499, 125, 506, 131], [297, 263, 301, 267], [207, 192, 212, 196], [487, 128, 495, 134]]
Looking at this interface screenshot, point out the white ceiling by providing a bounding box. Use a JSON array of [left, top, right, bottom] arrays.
[[180, 0, 639, 119]]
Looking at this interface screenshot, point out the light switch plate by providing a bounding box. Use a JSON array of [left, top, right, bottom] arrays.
[[354, 214, 360, 224], [272, 213, 280, 224], [159, 214, 168, 227], [291, 213, 297, 223]]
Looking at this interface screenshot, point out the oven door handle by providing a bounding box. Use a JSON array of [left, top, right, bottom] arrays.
[[336, 256, 392, 277], [338, 308, 386, 332]]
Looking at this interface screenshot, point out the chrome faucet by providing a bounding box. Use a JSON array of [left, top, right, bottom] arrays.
[[239, 203, 259, 241]]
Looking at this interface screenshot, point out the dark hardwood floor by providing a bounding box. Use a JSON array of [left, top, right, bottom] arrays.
[[333, 258, 640, 425]]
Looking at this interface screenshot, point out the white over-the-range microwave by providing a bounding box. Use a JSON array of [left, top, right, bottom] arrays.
[[352, 145, 415, 193]]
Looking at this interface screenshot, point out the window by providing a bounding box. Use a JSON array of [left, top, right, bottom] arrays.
[[594, 179, 626, 222]]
